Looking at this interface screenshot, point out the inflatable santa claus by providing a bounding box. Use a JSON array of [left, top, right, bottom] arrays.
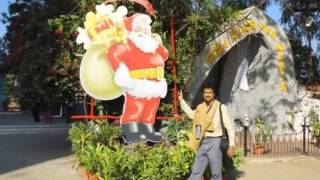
[[76, 3, 168, 143]]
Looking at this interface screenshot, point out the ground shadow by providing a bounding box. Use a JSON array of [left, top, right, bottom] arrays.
[[0, 112, 72, 175]]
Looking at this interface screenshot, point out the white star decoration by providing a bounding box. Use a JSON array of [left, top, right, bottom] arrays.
[[76, 27, 91, 49], [95, 4, 114, 16]]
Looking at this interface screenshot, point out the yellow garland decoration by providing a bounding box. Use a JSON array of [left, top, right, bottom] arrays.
[[205, 16, 288, 93], [280, 80, 287, 92], [207, 19, 258, 63], [269, 30, 277, 39], [261, 26, 272, 35], [244, 19, 256, 32], [260, 25, 278, 40], [277, 53, 284, 61], [230, 26, 242, 42], [275, 43, 285, 52], [207, 40, 228, 64], [277, 61, 286, 76]]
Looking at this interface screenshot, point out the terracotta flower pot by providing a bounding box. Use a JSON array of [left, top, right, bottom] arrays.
[[78, 166, 99, 180], [253, 144, 265, 155]]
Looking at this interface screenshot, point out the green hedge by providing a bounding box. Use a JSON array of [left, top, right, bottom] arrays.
[[69, 120, 244, 180]]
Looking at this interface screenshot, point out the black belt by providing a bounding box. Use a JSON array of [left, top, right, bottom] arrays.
[[204, 136, 221, 139]]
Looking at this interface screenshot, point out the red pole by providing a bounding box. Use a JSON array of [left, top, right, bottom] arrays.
[[170, 16, 177, 59], [70, 115, 171, 121], [170, 16, 180, 120]]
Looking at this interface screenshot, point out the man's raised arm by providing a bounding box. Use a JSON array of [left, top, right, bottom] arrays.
[[178, 90, 195, 119]]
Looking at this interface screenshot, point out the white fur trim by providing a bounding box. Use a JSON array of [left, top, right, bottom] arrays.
[[127, 79, 167, 99], [114, 63, 136, 90], [132, 14, 152, 29]]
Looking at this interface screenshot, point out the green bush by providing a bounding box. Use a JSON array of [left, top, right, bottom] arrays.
[[69, 120, 244, 180], [309, 107, 320, 145], [161, 117, 192, 144], [69, 121, 194, 180]]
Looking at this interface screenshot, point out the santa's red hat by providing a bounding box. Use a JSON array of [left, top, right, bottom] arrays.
[[124, 13, 152, 32]]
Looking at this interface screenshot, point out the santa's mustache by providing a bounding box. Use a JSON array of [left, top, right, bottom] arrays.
[[135, 32, 150, 37], [128, 32, 159, 53]]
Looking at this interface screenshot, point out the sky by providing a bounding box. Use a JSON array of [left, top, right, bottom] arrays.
[[265, 3, 318, 52], [0, 0, 10, 39], [0, 1, 317, 51]]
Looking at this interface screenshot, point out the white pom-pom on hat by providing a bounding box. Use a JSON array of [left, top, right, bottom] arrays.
[[115, 6, 128, 17], [132, 13, 152, 29]]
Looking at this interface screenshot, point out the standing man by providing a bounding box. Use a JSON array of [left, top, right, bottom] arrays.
[[178, 85, 235, 180]]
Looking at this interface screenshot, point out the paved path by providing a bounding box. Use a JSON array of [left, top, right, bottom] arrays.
[[2, 112, 320, 180], [0, 155, 81, 180], [0, 112, 82, 180], [238, 156, 320, 180]]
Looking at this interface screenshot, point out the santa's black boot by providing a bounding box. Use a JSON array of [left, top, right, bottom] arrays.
[[142, 124, 162, 143], [121, 122, 144, 144]]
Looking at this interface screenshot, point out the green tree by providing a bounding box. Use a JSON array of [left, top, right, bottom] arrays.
[[0, 38, 8, 72], [276, 0, 320, 82], [2, 0, 76, 113]]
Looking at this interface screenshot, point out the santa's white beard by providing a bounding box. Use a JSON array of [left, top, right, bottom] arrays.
[[128, 32, 160, 53]]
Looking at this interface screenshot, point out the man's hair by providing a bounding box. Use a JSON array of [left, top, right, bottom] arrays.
[[202, 84, 214, 93]]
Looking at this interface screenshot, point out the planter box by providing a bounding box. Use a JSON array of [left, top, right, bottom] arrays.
[[78, 166, 99, 180]]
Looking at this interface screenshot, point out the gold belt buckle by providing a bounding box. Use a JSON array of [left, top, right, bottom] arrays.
[[145, 69, 150, 78], [156, 67, 164, 80]]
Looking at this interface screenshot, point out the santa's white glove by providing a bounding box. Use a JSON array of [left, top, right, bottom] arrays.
[[114, 63, 136, 90]]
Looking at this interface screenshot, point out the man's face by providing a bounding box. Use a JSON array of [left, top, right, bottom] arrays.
[[203, 88, 215, 103], [133, 20, 152, 36]]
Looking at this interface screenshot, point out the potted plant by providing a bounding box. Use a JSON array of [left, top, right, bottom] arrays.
[[253, 118, 272, 155], [309, 108, 320, 146]]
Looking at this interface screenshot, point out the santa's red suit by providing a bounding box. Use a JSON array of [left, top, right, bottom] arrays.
[[107, 14, 169, 125]]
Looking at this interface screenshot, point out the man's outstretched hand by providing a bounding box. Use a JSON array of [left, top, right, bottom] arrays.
[[227, 146, 235, 158]]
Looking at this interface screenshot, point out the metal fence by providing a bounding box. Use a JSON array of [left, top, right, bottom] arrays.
[[234, 126, 320, 158]]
